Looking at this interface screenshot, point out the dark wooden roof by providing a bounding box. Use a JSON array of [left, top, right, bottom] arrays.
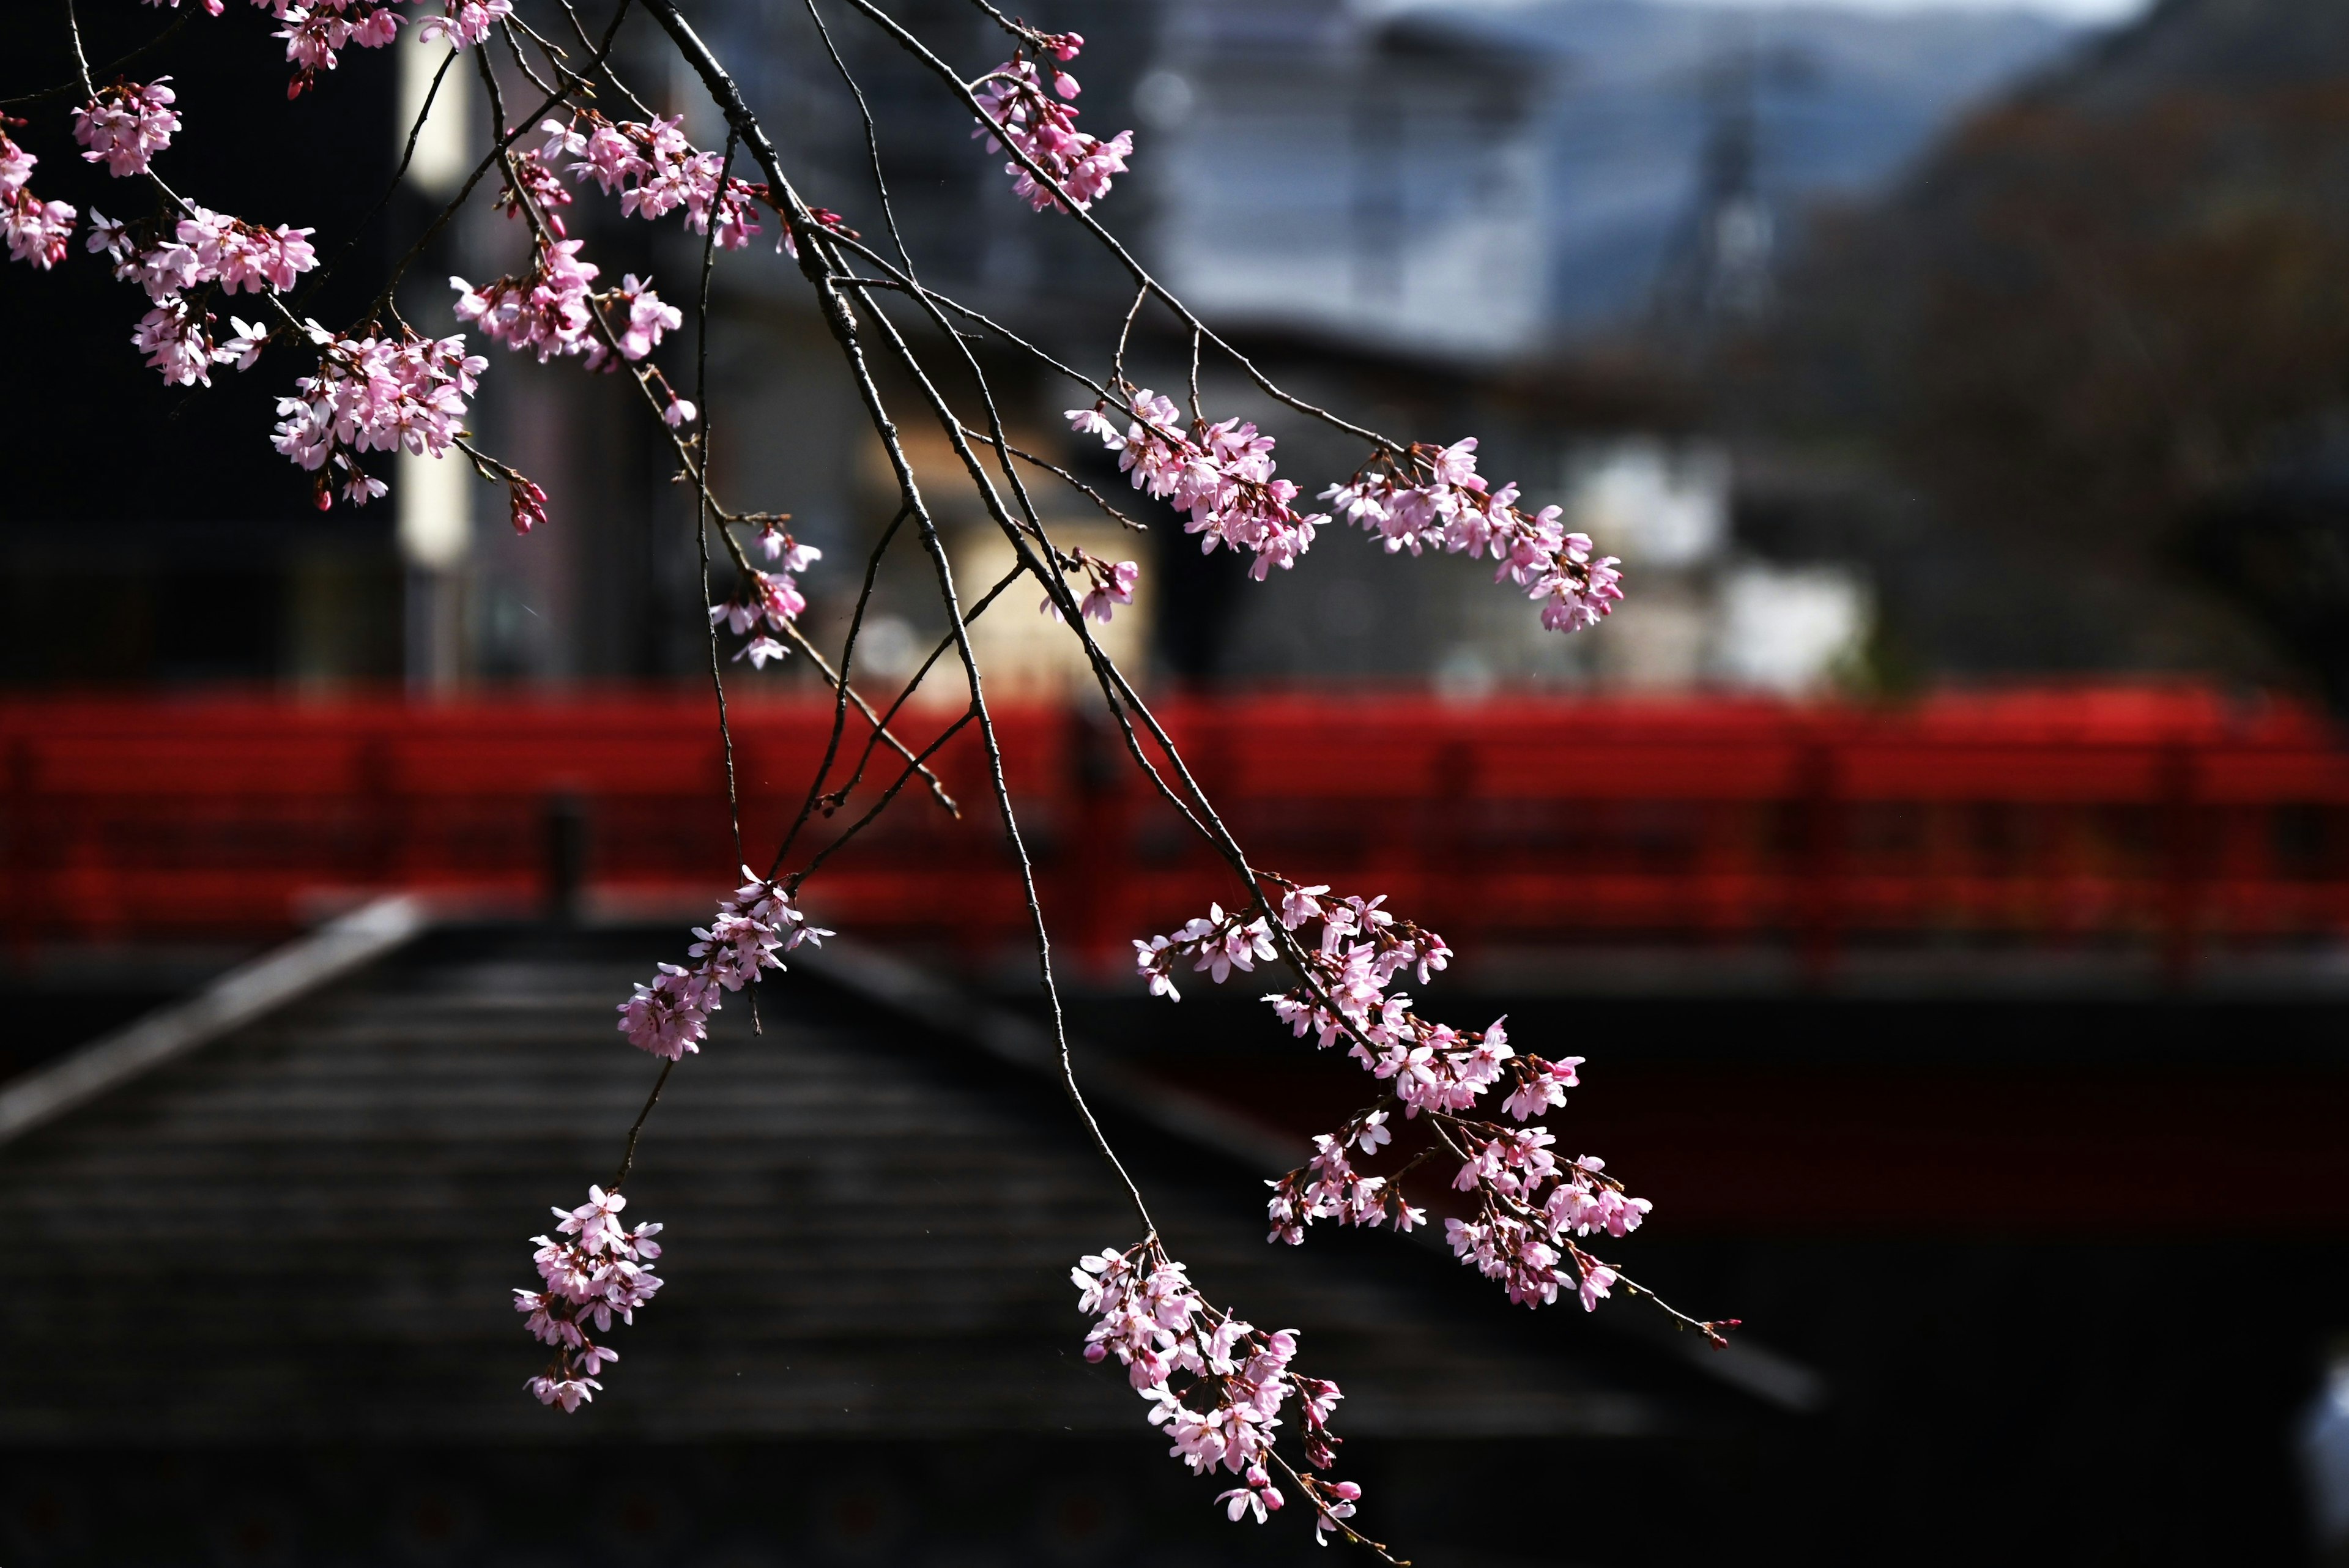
[[2, 924, 1740, 1445]]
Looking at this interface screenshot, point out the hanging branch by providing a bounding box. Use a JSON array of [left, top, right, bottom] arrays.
[[0, 1, 1693, 1554]]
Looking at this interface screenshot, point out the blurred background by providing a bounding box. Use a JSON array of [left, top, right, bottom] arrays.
[[8, 0, 2349, 1562]]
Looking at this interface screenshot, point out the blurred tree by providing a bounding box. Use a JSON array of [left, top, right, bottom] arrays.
[[1753, 0, 2349, 691]]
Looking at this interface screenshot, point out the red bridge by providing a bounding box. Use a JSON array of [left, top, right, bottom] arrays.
[[9, 685, 2349, 979]]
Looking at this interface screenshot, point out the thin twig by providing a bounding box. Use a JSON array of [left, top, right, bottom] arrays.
[[694, 129, 747, 875], [357, 0, 632, 323], [770, 503, 911, 872], [951, 420, 1145, 532], [2, 4, 196, 107], [802, 0, 917, 277], [292, 46, 460, 318], [611, 1059, 678, 1188], [817, 560, 1026, 817], [828, 0, 1405, 453]]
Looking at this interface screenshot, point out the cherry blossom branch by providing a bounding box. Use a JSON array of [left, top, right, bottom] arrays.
[[828, 0, 1401, 453], [817, 156, 1522, 1542], [495, 18, 558, 95], [4, 2, 1697, 1547], [793, 561, 1033, 843], [774, 619, 962, 817], [299, 43, 458, 303], [801, 0, 916, 277], [809, 231, 1228, 853], [948, 418, 1145, 531], [550, 0, 653, 116], [0, 5, 199, 108], [610, 1059, 675, 1188], [815, 249, 1162, 1236], [1111, 282, 1146, 388], [786, 702, 980, 893], [820, 234, 1115, 398], [359, 0, 630, 321], [692, 127, 746, 873], [767, 502, 910, 871], [615, 4, 1165, 1245]]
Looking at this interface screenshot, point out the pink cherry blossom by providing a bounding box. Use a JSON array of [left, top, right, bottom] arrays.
[[4, 191, 76, 270], [73, 78, 181, 178], [416, 0, 510, 48], [733, 637, 787, 669], [708, 544, 819, 663], [1, 127, 75, 270], [519, 1184, 664, 1411], [1075, 1238, 1364, 1531], [132, 296, 217, 386], [452, 239, 601, 364], [83, 201, 316, 307], [539, 111, 767, 249], [507, 475, 549, 535], [0, 132, 33, 196], [250, 0, 491, 95], [1322, 438, 1625, 634], [973, 50, 1133, 214], [1136, 878, 1691, 1324], [1312, 1478, 1362, 1545], [1069, 391, 1323, 581], [176, 204, 317, 293], [1082, 557, 1138, 623], [270, 323, 484, 508], [497, 148, 572, 236], [616, 963, 708, 1061], [455, 240, 677, 371], [615, 871, 825, 1060], [756, 524, 817, 569], [1041, 548, 1140, 625], [611, 273, 680, 361]]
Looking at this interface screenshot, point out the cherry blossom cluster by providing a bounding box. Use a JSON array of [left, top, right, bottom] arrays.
[[1, 121, 76, 271], [505, 471, 549, 533], [451, 240, 678, 370], [616, 869, 828, 1060], [1041, 546, 1139, 625], [1132, 886, 1447, 1008], [712, 531, 821, 669], [496, 147, 573, 234], [267, 322, 483, 507], [972, 37, 1132, 215], [249, 0, 510, 96], [1070, 390, 1325, 581], [516, 1184, 664, 1412], [540, 111, 765, 249], [1074, 1240, 1365, 1545], [1135, 880, 1729, 1336], [72, 78, 180, 178], [91, 202, 318, 299], [85, 202, 317, 386], [125, 0, 506, 89], [1323, 439, 1625, 635]]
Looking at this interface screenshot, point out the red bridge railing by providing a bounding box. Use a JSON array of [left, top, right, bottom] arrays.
[[8, 685, 2349, 974]]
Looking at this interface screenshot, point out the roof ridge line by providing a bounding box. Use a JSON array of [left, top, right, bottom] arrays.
[[794, 938, 1830, 1415], [0, 894, 429, 1149], [796, 937, 1301, 1173]]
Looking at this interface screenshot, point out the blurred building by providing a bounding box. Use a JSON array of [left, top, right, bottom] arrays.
[[0, 0, 2091, 694]]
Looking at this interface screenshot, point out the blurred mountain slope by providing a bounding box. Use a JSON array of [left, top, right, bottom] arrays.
[[1398, 0, 2093, 336], [1751, 0, 2349, 685]]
